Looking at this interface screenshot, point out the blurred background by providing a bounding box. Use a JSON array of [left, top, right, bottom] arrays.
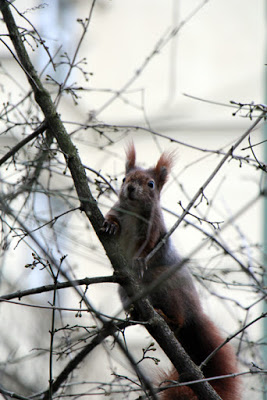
[[0, 0, 266, 398]]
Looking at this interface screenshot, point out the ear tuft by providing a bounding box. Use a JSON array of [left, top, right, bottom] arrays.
[[125, 141, 136, 173], [155, 150, 176, 190]]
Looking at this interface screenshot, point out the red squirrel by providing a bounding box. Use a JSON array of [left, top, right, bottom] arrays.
[[102, 143, 240, 399]]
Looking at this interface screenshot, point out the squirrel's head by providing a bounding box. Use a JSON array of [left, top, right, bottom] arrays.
[[119, 142, 175, 210]]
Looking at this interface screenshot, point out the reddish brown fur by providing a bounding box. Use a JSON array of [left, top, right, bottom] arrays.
[[158, 315, 240, 400], [155, 150, 176, 177], [102, 144, 241, 399], [153, 150, 176, 191], [125, 141, 136, 172]]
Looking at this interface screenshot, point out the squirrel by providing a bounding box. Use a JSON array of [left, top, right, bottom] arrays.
[[102, 143, 241, 399]]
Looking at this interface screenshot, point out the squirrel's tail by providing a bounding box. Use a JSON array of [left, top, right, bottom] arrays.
[[157, 314, 241, 399]]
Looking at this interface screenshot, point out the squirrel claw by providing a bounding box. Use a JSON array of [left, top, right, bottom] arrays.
[[101, 219, 119, 235], [133, 257, 148, 279]]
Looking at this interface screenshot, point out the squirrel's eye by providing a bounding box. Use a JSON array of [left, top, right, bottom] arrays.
[[148, 180, 155, 189], [122, 177, 126, 183]]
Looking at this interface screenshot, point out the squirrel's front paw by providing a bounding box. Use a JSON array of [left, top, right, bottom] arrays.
[[101, 219, 120, 235]]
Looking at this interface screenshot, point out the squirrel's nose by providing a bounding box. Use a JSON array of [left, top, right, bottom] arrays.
[[127, 184, 135, 194], [127, 184, 135, 200]]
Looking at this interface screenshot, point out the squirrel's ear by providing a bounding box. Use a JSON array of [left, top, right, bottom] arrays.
[[125, 141, 136, 173], [154, 151, 176, 190]]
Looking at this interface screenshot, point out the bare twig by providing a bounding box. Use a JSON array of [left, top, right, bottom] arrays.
[[55, 0, 97, 106], [146, 112, 266, 264], [0, 120, 47, 166], [74, 122, 261, 167], [95, 0, 210, 116], [199, 312, 267, 370], [0, 275, 117, 301], [0, 384, 30, 400], [41, 320, 129, 400]]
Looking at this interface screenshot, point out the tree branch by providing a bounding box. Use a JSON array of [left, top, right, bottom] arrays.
[[146, 111, 266, 265], [41, 320, 129, 400], [0, 120, 47, 167], [0, 276, 117, 302]]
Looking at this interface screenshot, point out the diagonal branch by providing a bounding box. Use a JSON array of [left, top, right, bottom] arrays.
[[41, 320, 128, 400], [0, 120, 47, 166], [146, 112, 266, 265]]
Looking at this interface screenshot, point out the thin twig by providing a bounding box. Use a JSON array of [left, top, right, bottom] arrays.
[[0, 384, 30, 400], [146, 112, 266, 265], [55, 0, 97, 106], [76, 122, 262, 167], [0, 275, 117, 301], [95, 0, 210, 116], [0, 120, 47, 166], [199, 312, 267, 370], [41, 320, 128, 400]]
